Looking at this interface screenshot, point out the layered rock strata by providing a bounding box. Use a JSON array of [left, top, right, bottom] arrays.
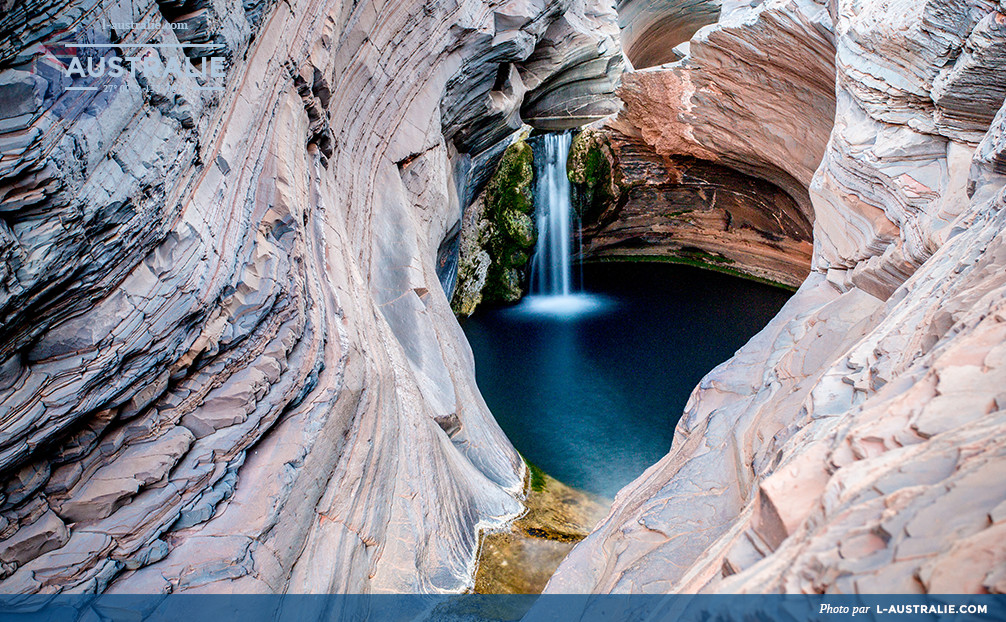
[[569, 129, 814, 288], [571, 0, 835, 287], [0, 0, 621, 594], [615, 0, 719, 68], [547, 0, 1006, 594]]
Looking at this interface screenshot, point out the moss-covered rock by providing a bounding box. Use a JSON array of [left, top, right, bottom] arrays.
[[505, 249, 529, 268], [483, 139, 537, 304], [500, 209, 536, 249], [567, 128, 622, 227], [486, 140, 534, 214], [484, 266, 523, 302], [450, 138, 537, 315]]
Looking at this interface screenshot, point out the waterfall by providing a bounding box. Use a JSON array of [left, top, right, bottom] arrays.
[[530, 132, 575, 297], [516, 131, 610, 318]]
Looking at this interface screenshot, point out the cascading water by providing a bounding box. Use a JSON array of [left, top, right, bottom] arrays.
[[520, 132, 605, 317], [530, 132, 575, 296]]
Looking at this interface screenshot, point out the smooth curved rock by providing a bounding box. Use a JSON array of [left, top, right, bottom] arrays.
[[616, 0, 720, 68], [547, 0, 1006, 596], [0, 0, 621, 595], [519, 1, 626, 129]]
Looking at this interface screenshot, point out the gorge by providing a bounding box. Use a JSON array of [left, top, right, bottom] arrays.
[[1, 0, 1005, 605], [465, 131, 793, 498]]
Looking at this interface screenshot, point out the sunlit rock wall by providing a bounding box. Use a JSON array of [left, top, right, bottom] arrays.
[[0, 0, 621, 594], [548, 0, 1006, 594]]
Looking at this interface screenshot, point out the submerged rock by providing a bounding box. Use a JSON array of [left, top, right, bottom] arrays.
[[474, 463, 609, 594]]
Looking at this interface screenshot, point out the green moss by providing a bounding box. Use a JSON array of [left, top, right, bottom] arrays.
[[505, 250, 529, 268], [485, 266, 523, 302], [483, 139, 537, 304], [500, 209, 536, 249], [524, 458, 548, 493], [487, 140, 534, 216], [567, 129, 620, 225], [568, 136, 606, 186]]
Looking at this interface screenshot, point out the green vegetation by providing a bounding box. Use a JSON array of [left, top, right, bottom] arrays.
[[567, 129, 620, 223], [524, 457, 548, 493], [484, 139, 536, 303], [568, 132, 608, 187]]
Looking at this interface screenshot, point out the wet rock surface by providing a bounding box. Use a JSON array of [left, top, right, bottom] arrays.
[[474, 465, 608, 594]]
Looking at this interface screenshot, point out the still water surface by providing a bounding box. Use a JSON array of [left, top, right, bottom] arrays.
[[462, 262, 791, 497]]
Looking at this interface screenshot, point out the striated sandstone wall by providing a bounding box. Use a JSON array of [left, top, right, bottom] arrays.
[[574, 0, 836, 287], [0, 0, 621, 594], [615, 0, 720, 68], [547, 0, 1006, 594]]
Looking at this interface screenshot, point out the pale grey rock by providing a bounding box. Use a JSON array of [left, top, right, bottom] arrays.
[[450, 193, 493, 317], [518, 1, 626, 129], [0, 509, 67, 566], [0, 0, 623, 597], [932, 10, 1006, 139]]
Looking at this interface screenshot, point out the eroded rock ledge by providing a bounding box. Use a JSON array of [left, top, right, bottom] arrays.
[[546, 0, 1006, 595], [0, 0, 621, 594], [566, 0, 836, 287]]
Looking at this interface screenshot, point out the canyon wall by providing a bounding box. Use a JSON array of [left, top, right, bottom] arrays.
[[0, 0, 620, 593], [571, 0, 836, 287], [547, 0, 1006, 594], [5, 0, 1005, 598]]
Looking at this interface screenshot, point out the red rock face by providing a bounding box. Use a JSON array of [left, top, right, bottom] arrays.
[[578, 130, 814, 287], [567, 0, 837, 288]]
